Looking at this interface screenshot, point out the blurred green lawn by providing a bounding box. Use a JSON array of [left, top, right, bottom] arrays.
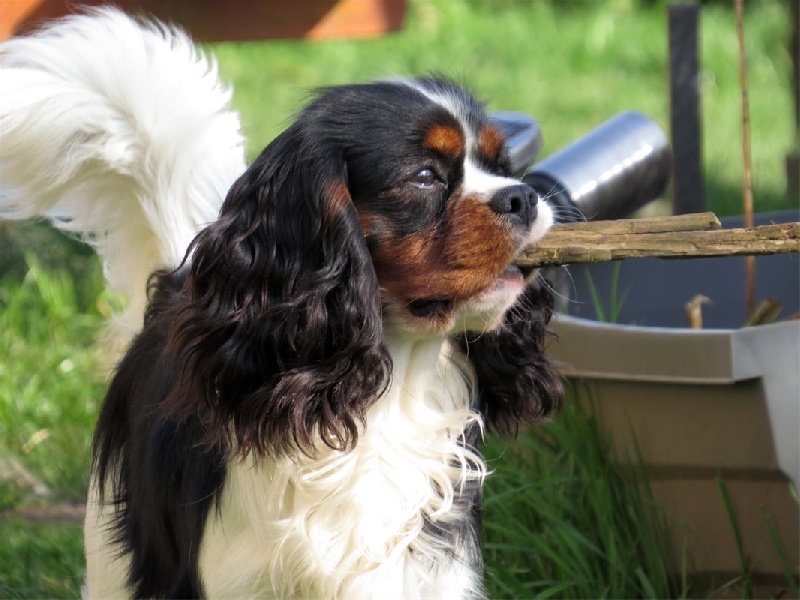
[[0, 0, 795, 597], [214, 0, 795, 216]]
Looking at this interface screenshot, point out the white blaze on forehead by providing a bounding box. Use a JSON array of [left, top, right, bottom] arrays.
[[397, 79, 477, 146], [462, 157, 521, 203], [398, 80, 467, 114]]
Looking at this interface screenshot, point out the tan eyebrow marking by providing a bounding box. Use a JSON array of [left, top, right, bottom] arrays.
[[477, 125, 505, 163], [423, 124, 465, 159]]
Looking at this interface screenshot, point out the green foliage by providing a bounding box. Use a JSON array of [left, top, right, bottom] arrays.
[[0, 224, 107, 502], [584, 262, 629, 323], [482, 392, 681, 599], [0, 224, 103, 596], [0, 519, 84, 599], [760, 506, 800, 599], [717, 476, 754, 599], [212, 0, 793, 216]]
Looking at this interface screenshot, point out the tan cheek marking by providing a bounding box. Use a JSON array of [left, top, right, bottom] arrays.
[[442, 195, 516, 288], [371, 232, 439, 297], [477, 125, 505, 164], [423, 124, 465, 159], [370, 196, 517, 303]]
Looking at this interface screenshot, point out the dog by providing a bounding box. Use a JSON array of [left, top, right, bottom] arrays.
[[0, 9, 563, 599]]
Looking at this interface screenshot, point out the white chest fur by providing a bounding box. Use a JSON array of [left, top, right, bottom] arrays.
[[198, 336, 486, 599]]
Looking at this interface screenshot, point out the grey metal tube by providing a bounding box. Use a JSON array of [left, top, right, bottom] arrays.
[[524, 111, 673, 222]]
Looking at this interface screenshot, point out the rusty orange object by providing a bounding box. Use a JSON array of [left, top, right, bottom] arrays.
[[0, 0, 407, 42]]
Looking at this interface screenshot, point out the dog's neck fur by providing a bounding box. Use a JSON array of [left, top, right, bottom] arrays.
[[197, 334, 486, 599]]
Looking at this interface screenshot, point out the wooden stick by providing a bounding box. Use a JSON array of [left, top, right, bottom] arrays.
[[521, 214, 800, 268], [551, 211, 720, 233], [735, 0, 757, 319]]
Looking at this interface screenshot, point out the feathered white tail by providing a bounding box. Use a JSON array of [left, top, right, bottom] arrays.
[[0, 8, 245, 333]]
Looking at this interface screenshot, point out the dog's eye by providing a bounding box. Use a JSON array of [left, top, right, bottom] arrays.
[[410, 168, 441, 188]]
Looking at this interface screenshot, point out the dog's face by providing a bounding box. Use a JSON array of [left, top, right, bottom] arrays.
[[197, 77, 552, 340], [333, 79, 553, 334], [178, 77, 560, 455]]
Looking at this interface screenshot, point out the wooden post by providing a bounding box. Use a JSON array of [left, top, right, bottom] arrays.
[[734, 0, 756, 320], [669, 3, 705, 215]]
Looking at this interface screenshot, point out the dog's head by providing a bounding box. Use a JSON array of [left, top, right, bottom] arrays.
[[333, 78, 553, 334], [166, 77, 561, 455]]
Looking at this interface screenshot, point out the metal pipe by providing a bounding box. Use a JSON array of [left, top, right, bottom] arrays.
[[524, 111, 672, 222]]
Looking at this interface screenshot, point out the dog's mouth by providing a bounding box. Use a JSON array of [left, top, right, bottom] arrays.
[[406, 262, 536, 320], [407, 298, 454, 318]]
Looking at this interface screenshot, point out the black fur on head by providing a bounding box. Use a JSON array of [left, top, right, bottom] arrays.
[[455, 281, 564, 435], [161, 97, 393, 458]]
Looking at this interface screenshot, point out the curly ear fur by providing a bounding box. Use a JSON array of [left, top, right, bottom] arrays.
[[162, 121, 392, 457], [456, 281, 564, 435]]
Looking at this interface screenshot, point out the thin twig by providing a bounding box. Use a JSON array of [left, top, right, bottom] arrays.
[[735, 0, 757, 319]]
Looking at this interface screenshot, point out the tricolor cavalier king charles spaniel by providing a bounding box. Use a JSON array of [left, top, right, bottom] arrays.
[[0, 9, 562, 599]]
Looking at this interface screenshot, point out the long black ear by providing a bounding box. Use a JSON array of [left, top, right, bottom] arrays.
[[163, 123, 391, 457], [456, 281, 563, 435]]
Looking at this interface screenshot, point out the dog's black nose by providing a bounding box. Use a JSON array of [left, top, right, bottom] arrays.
[[488, 184, 539, 228]]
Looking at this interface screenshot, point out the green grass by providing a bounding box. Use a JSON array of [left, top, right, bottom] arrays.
[[0, 225, 107, 504], [0, 0, 796, 596], [0, 224, 105, 596], [584, 262, 629, 323], [482, 394, 681, 599], [0, 519, 84, 599], [212, 0, 795, 216]]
